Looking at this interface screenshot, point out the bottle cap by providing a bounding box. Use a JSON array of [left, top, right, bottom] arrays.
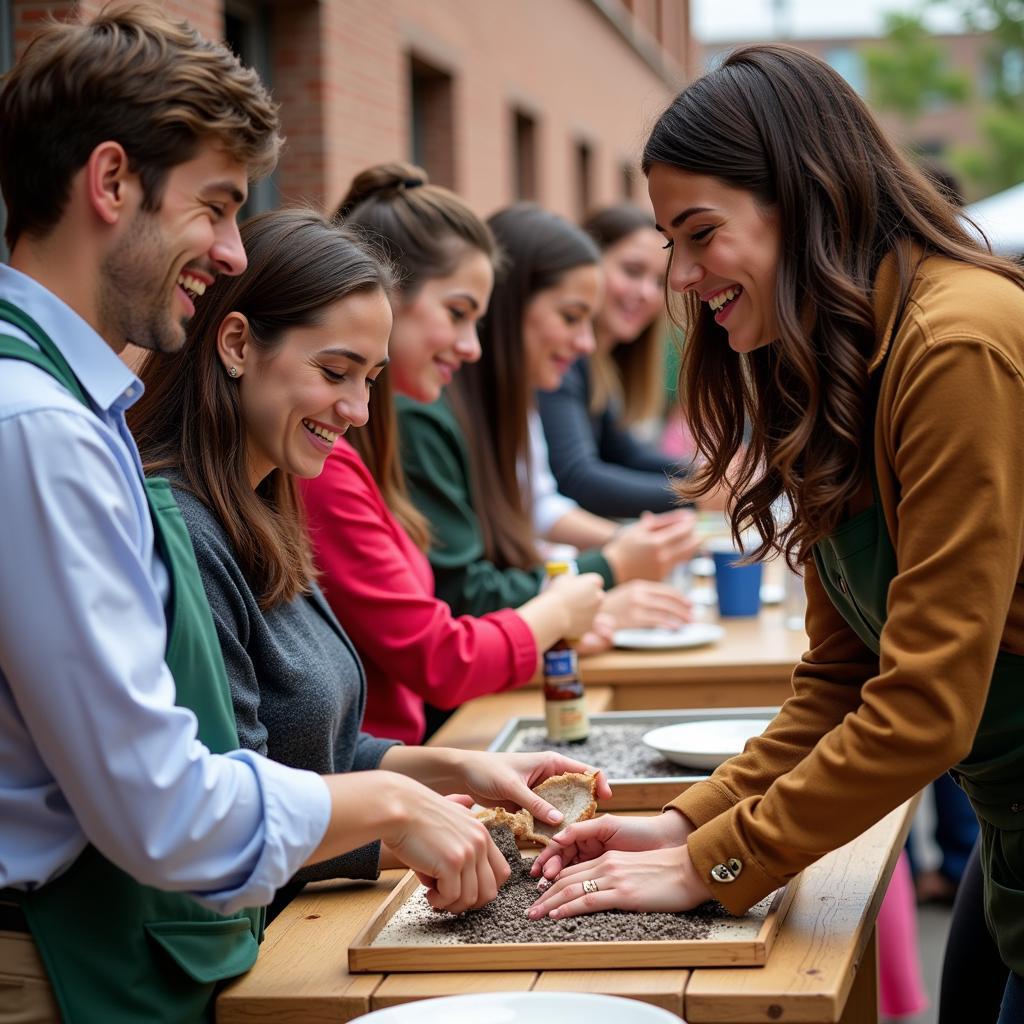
[[545, 560, 571, 578]]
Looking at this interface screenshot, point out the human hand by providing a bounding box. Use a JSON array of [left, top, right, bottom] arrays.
[[531, 809, 693, 879], [545, 571, 605, 639], [603, 509, 701, 582], [377, 774, 510, 914], [600, 579, 693, 630], [454, 750, 613, 828], [575, 611, 615, 656], [526, 843, 712, 920]]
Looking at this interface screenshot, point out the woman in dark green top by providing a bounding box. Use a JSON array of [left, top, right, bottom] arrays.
[[398, 203, 700, 623], [131, 209, 613, 918]]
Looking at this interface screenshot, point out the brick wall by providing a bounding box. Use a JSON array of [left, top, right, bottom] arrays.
[[10, 0, 690, 220]]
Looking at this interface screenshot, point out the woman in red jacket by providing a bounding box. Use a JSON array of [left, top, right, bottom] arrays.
[[300, 164, 607, 744]]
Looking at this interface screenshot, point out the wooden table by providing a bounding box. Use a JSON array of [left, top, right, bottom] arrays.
[[218, 690, 913, 1024], [217, 804, 912, 1023], [521, 608, 806, 711]]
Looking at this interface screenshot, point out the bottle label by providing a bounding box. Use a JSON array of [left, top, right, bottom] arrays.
[[544, 649, 577, 678], [544, 695, 589, 742]]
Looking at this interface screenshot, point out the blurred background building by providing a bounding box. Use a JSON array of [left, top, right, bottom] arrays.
[[3, 0, 694, 224], [1, 1, 1021, 254]]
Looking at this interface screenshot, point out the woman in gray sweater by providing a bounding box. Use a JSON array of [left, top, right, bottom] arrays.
[[130, 210, 609, 921]]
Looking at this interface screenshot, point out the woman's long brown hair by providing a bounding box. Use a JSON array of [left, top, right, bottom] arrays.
[[642, 43, 1024, 566], [333, 161, 498, 550], [449, 203, 600, 570], [583, 204, 665, 426], [129, 209, 392, 609]]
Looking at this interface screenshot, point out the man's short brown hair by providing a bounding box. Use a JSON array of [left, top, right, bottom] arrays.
[[0, 1, 282, 248]]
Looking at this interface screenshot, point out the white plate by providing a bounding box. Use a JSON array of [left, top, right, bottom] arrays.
[[642, 717, 774, 769], [760, 583, 785, 605], [613, 622, 725, 650], [350, 991, 681, 1023]]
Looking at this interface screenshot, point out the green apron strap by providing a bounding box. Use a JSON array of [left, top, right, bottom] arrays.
[[0, 309, 263, 1022]]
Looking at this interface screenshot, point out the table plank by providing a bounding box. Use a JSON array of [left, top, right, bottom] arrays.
[[533, 969, 688, 1015], [217, 873, 403, 1024], [683, 800, 915, 1023], [371, 971, 537, 1009], [577, 610, 808, 689], [428, 686, 614, 750]]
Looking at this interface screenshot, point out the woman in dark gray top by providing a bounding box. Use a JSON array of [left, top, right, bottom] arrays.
[[538, 205, 693, 517], [130, 209, 610, 921]]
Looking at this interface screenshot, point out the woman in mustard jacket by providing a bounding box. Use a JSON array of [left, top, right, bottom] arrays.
[[529, 44, 1024, 1023]]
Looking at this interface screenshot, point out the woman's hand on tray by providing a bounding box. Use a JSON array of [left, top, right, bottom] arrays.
[[454, 750, 613, 827], [531, 808, 694, 878], [526, 843, 712, 919], [379, 775, 512, 914]]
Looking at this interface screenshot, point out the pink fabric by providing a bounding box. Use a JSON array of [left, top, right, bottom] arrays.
[[659, 408, 697, 460], [876, 850, 929, 1019], [300, 439, 537, 744]]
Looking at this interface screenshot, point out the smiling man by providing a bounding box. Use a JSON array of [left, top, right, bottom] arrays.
[[0, 6, 331, 1022]]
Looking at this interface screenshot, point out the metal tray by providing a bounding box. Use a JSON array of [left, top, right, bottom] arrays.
[[488, 707, 778, 811]]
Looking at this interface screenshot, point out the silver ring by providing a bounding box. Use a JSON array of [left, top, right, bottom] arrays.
[[582, 878, 599, 895]]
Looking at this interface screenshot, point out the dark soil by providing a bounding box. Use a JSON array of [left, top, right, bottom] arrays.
[[508, 724, 709, 778], [393, 824, 722, 944]]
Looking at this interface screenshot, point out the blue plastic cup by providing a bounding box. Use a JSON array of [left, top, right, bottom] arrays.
[[712, 550, 763, 617]]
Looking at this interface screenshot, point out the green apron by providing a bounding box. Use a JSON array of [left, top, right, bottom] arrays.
[[0, 300, 265, 1022], [812, 366, 1024, 977]]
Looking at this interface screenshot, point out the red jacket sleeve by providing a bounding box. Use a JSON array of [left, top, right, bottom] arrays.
[[301, 442, 538, 709]]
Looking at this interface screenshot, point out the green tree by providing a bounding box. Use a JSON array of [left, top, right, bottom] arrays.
[[864, 12, 970, 133], [937, 0, 1024, 193]]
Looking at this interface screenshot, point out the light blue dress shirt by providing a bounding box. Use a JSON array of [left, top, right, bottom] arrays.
[[0, 264, 330, 915]]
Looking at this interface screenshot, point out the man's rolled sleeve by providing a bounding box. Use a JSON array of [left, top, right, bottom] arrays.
[[192, 752, 330, 915]]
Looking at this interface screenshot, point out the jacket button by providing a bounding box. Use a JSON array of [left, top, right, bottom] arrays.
[[711, 863, 736, 883], [727, 858, 743, 877]]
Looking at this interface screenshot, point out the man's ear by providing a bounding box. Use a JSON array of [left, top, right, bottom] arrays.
[[85, 142, 135, 226], [217, 311, 252, 378]]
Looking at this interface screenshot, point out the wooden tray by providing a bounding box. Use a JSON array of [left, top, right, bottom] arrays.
[[348, 869, 797, 973], [488, 707, 779, 811]]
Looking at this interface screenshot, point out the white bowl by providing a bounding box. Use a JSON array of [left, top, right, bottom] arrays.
[[642, 717, 773, 769], [350, 991, 682, 1023]]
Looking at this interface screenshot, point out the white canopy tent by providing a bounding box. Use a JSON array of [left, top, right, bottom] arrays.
[[965, 181, 1024, 257]]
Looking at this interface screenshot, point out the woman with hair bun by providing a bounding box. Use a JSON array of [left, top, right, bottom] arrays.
[[398, 201, 699, 631], [538, 204, 693, 518], [529, 46, 1024, 1023], [299, 165, 606, 745]]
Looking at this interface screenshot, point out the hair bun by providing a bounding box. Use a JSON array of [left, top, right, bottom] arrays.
[[336, 162, 429, 220]]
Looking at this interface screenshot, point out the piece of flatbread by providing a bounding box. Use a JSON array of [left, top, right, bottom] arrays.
[[522, 771, 598, 845], [476, 805, 534, 843]]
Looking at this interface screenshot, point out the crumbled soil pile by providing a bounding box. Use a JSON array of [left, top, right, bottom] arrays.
[[376, 831, 729, 946], [507, 724, 709, 778], [483, 823, 531, 887]]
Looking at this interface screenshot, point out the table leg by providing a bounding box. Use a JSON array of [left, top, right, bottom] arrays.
[[839, 926, 878, 1024]]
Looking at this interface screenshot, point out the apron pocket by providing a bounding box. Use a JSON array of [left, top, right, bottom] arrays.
[[984, 826, 1024, 976], [144, 917, 259, 984]]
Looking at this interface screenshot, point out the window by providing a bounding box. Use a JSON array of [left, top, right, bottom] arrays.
[[512, 108, 538, 201], [574, 139, 593, 222], [409, 55, 455, 189], [225, 1, 276, 216], [825, 47, 866, 96]]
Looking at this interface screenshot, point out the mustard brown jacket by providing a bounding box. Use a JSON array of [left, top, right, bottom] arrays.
[[671, 251, 1024, 914]]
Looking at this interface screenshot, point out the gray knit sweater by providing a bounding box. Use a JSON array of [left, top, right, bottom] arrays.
[[172, 485, 397, 885]]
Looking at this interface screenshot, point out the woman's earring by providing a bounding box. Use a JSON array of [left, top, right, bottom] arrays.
[[228, 366, 239, 378]]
